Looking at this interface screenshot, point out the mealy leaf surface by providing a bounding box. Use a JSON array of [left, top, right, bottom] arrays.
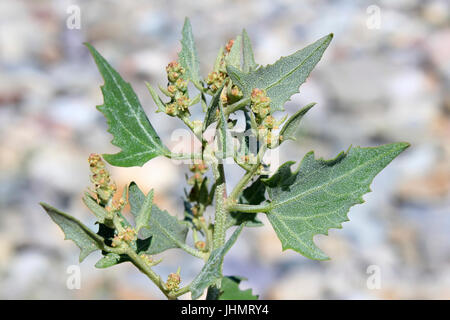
[[86, 43, 168, 167], [178, 17, 201, 86], [263, 143, 409, 260], [280, 102, 316, 142], [128, 182, 188, 254], [241, 29, 257, 72], [228, 34, 333, 112], [40, 202, 104, 262]]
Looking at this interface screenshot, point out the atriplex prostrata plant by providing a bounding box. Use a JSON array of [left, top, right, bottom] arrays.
[[40, 18, 409, 300]]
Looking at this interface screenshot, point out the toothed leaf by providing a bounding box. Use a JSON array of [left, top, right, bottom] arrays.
[[85, 43, 168, 167], [40, 203, 104, 262], [219, 276, 259, 300], [228, 34, 333, 112], [263, 143, 409, 260]]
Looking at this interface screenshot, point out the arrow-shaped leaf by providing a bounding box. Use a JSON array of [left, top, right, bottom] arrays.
[[263, 142, 409, 260], [190, 224, 244, 300], [85, 43, 168, 167], [40, 202, 105, 262], [228, 34, 333, 112]]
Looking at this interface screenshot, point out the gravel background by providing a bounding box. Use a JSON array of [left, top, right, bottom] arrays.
[[0, 0, 449, 299]]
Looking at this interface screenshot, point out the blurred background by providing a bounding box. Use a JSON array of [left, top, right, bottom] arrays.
[[0, 0, 449, 299]]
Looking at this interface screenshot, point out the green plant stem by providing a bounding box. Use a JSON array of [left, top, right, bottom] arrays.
[[125, 248, 171, 296], [180, 114, 204, 142], [229, 144, 267, 201], [166, 152, 203, 161], [211, 161, 227, 250], [225, 97, 250, 116], [178, 241, 206, 259], [124, 247, 190, 299], [226, 203, 271, 213]]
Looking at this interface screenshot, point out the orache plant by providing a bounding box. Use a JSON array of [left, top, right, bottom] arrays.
[[40, 18, 409, 300]]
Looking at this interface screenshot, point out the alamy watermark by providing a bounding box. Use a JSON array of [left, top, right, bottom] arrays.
[[66, 5, 81, 30], [66, 265, 81, 290], [366, 5, 381, 30], [366, 265, 381, 290]]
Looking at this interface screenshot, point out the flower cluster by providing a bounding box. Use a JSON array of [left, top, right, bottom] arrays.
[[206, 39, 243, 104], [112, 227, 137, 247], [194, 240, 207, 251], [88, 153, 117, 205], [187, 160, 209, 217], [250, 88, 283, 147], [187, 161, 208, 186], [166, 272, 181, 291], [220, 83, 243, 106], [207, 71, 227, 93], [164, 61, 191, 117]]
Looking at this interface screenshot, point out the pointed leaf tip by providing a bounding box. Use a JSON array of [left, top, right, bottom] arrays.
[[86, 44, 168, 167], [228, 34, 333, 112], [40, 202, 104, 262], [264, 143, 408, 260]]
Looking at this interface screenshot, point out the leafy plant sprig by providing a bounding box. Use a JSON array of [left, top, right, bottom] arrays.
[[40, 18, 409, 300]]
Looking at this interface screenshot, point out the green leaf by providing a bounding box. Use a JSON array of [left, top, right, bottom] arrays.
[[82, 193, 109, 224], [85, 43, 168, 167], [128, 182, 145, 218], [263, 143, 409, 260], [280, 102, 316, 142], [40, 202, 104, 262], [178, 17, 201, 86], [128, 183, 188, 254], [225, 35, 242, 69], [95, 253, 122, 268], [219, 276, 259, 300], [146, 83, 166, 113], [227, 178, 265, 228], [213, 46, 225, 72], [203, 83, 224, 131], [135, 189, 154, 233], [190, 224, 244, 300], [242, 29, 257, 72], [216, 101, 234, 159], [227, 34, 333, 112]]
